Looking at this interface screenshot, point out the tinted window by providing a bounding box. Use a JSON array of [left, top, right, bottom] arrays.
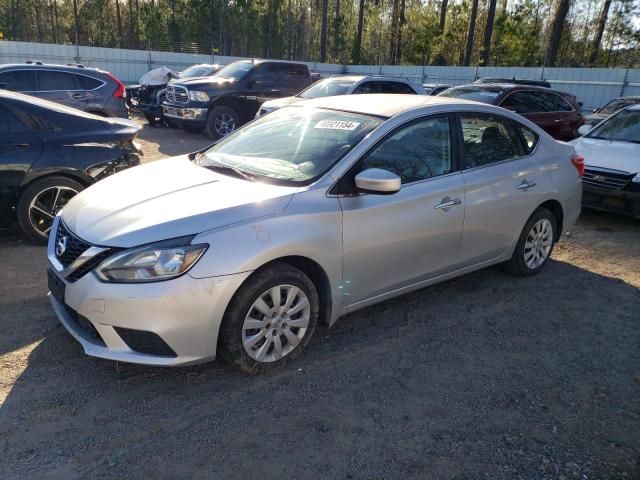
[[37, 71, 80, 91], [502, 90, 572, 113], [380, 82, 416, 94], [552, 94, 573, 112], [501, 91, 536, 113], [460, 114, 525, 168], [362, 116, 452, 184], [353, 82, 379, 94], [0, 70, 34, 91], [215, 62, 253, 81], [77, 74, 102, 90], [438, 87, 502, 104]]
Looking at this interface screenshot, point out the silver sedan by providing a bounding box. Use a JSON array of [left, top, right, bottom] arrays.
[[47, 94, 583, 372]]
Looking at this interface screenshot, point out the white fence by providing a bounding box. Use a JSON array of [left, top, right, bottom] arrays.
[[1, 40, 639, 112]]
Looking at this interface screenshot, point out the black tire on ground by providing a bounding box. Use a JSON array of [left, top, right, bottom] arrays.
[[219, 263, 320, 374], [204, 105, 240, 140], [144, 113, 158, 127], [17, 176, 84, 244], [502, 207, 557, 277], [182, 123, 205, 134]]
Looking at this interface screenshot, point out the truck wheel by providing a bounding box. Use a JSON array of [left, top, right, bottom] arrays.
[[205, 106, 239, 140]]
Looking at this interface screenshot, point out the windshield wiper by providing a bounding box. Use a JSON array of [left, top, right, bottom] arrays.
[[203, 161, 256, 182]]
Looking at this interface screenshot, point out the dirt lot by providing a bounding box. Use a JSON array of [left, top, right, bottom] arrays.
[[0, 121, 639, 479]]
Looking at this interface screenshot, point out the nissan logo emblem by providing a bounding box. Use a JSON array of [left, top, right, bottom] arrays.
[[56, 236, 68, 257]]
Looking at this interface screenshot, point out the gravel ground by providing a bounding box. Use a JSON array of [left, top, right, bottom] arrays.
[[0, 120, 639, 479]]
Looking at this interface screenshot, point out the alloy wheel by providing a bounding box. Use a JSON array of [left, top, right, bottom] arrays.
[[28, 186, 78, 237], [524, 218, 553, 269], [242, 285, 311, 363], [214, 113, 236, 136]]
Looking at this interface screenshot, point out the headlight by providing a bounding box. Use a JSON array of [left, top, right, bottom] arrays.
[[632, 173, 640, 184], [95, 237, 208, 283], [188, 90, 210, 102]]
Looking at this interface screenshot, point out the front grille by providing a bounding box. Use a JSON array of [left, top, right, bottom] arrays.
[[55, 221, 91, 268], [114, 327, 177, 357], [64, 305, 105, 346], [54, 221, 119, 282], [165, 85, 189, 104], [583, 169, 632, 191]]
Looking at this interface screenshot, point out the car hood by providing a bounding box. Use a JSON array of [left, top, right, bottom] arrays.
[[262, 96, 302, 109], [570, 137, 640, 173], [61, 155, 297, 248], [173, 76, 238, 93]]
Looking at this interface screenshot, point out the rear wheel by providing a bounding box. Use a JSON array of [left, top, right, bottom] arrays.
[[17, 176, 84, 244], [502, 208, 556, 276], [219, 264, 319, 374], [205, 106, 239, 140]]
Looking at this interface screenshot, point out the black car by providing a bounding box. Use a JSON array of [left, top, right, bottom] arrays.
[[163, 59, 312, 139], [0, 90, 142, 242]]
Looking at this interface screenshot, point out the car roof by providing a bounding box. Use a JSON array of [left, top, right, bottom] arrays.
[[293, 93, 483, 118], [235, 59, 308, 66], [0, 62, 104, 74], [449, 82, 576, 97], [322, 75, 416, 83]]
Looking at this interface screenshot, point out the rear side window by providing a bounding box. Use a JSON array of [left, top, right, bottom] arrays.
[[517, 124, 539, 154], [37, 70, 80, 91], [77, 74, 102, 90], [353, 82, 379, 94], [0, 70, 34, 91], [502, 90, 573, 113], [380, 82, 417, 94], [459, 114, 525, 168], [552, 94, 574, 112]]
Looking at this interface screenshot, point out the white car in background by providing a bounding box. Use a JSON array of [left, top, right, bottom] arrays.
[[256, 75, 426, 117], [572, 105, 640, 218]]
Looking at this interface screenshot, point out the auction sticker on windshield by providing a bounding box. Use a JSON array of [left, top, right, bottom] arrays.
[[314, 120, 361, 130]]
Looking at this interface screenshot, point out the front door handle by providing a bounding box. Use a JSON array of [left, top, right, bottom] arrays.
[[517, 180, 537, 190], [71, 93, 87, 99], [434, 197, 462, 210]]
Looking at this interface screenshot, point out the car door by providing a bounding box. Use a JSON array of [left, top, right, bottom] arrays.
[[35, 70, 88, 111], [0, 105, 43, 225], [456, 113, 541, 266], [338, 115, 465, 305]]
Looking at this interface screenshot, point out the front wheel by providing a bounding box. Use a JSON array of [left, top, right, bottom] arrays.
[[219, 264, 319, 374], [205, 106, 239, 140], [502, 207, 556, 276], [17, 176, 84, 244]]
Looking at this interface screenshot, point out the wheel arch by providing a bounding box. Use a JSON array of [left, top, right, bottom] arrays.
[[227, 255, 333, 328], [18, 169, 93, 196], [536, 199, 564, 241]]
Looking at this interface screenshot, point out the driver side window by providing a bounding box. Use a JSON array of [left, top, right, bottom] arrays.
[[361, 116, 452, 184]]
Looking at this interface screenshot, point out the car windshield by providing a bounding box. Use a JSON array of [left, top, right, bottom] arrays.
[[181, 66, 213, 78], [297, 79, 356, 99], [438, 87, 502, 104], [587, 108, 640, 143], [197, 107, 383, 184], [214, 62, 253, 81]]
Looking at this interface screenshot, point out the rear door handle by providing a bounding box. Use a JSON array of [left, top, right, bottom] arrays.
[[434, 198, 462, 210], [71, 93, 88, 99], [517, 180, 537, 190]]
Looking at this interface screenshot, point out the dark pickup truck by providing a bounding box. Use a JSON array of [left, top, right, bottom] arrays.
[[162, 59, 312, 139]]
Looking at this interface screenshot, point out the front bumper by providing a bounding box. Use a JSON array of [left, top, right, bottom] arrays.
[[162, 104, 208, 122], [47, 224, 251, 366], [582, 184, 640, 218]]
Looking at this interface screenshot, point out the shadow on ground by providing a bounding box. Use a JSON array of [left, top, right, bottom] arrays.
[[1, 238, 639, 479]]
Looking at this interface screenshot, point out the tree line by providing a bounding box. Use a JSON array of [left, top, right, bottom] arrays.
[[1, 0, 638, 68]]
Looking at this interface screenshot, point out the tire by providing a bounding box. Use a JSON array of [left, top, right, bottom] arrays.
[[502, 207, 557, 277], [17, 176, 84, 244], [144, 112, 158, 127], [182, 123, 205, 134], [219, 263, 320, 374], [205, 105, 240, 140]]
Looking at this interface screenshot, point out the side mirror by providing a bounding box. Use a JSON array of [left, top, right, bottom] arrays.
[[355, 168, 401, 195], [578, 125, 592, 136]]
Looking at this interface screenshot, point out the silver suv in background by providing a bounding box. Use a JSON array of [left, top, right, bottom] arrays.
[[256, 75, 426, 117], [0, 62, 129, 118]]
